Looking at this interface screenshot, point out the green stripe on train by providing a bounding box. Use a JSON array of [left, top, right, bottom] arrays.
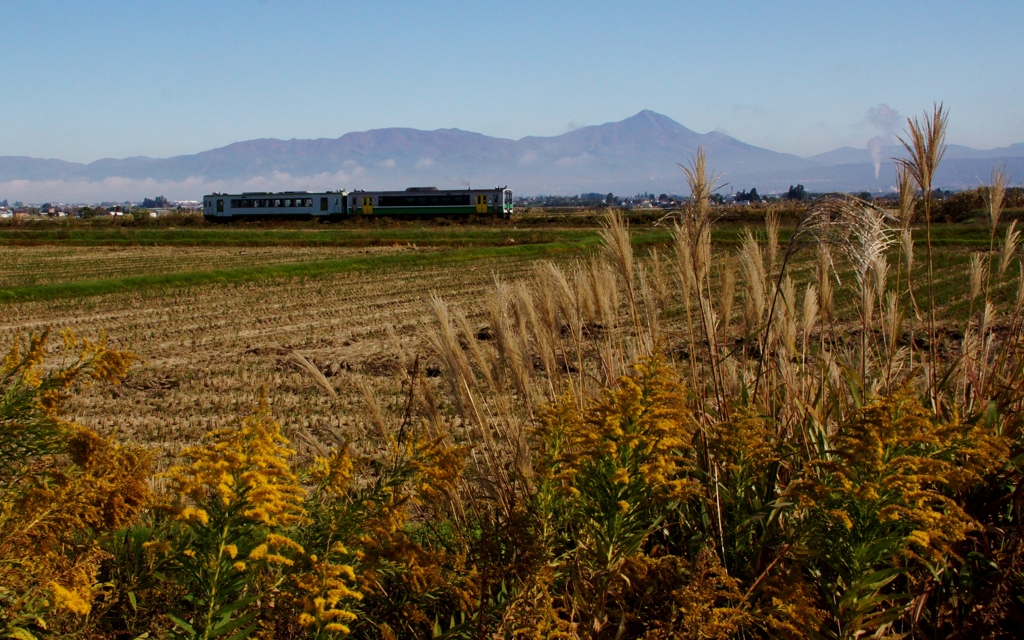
[[357, 206, 485, 216]]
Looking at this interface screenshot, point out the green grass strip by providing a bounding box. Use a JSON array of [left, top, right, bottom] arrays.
[[0, 240, 601, 304], [0, 226, 606, 248]]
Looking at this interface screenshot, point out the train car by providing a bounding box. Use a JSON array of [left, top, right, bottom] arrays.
[[202, 186, 513, 222], [348, 187, 513, 219], [203, 191, 346, 222]]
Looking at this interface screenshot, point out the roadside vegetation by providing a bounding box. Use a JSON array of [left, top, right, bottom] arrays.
[[2, 106, 1023, 638]]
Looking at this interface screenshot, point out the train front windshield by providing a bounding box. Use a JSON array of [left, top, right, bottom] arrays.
[[503, 189, 513, 213]]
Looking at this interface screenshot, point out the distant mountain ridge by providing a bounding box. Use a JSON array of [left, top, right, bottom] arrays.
[[1, 110, 1021, 201]]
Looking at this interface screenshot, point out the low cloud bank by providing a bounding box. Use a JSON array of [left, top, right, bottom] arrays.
[[0, 168, 370, 204]]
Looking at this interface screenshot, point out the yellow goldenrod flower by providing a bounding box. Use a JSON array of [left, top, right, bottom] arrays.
[[142, 540, 171, 555], [180, 507, 209, 526], [265, 553, 294, 567], [324, 623, 351, 633], [266, 533, 304, 554], [50, 582, 92, 616]]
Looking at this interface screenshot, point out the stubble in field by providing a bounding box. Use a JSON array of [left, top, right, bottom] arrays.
[[0, 245, 536, 470]]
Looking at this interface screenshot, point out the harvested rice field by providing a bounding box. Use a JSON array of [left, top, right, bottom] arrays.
[[0, 241, 548, 469], [0, 244, 421, 288]]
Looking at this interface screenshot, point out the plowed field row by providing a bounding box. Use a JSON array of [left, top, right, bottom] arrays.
[[0, 251, 538, 469]]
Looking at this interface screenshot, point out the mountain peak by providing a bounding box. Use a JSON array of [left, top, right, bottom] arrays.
[[620, 109, 694, 134]]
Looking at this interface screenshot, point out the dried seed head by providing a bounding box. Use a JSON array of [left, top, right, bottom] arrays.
[[872, 254, 889, 300], [601, 210, 634, 288], [988, 167, 1008, 232], [719, 253, 736, 333], [902, 228, 915, 272], [1017, 262, 1024, 311], [739, 228, 767, 322], [969, 253, 986, 302], [999, 220, 1020, 278], [896, 162, 917, 227], [766, 212, 781, 275], [802, 283, 819, 336], [817, 246, 835, 321], [897, 103, 949, 197]]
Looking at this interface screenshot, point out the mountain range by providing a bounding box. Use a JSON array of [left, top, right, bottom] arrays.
[[2, 110, 1022, 202]]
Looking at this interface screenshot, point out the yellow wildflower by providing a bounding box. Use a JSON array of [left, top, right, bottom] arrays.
[[163, 394, 308, 529], [266, 533, 304, 554], [324, 623, 352, 633], [180, 507, 209, 526], [142, 539, 171, 555], [908, 530, 931, 549], [50, 582, 91, 616], [291, 554, 361, 633], [266, 553, 295, 567]]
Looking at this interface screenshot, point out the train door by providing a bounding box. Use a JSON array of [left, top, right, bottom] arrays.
[[362, 196, 373, 215], [475, 194, 487, 214]]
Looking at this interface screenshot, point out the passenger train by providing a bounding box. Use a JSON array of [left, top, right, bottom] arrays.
[[202, 186, 513, 222]]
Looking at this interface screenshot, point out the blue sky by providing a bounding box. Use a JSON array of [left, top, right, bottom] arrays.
[[2, 0, 1022, 163]]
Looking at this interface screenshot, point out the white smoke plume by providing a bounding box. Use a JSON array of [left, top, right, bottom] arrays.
[[866, 103, 901, 179]]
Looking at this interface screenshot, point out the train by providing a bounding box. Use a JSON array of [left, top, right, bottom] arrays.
[[202, 186, 513, 222]]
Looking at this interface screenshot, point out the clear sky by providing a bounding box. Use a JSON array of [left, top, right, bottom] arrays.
[[2, 0, 1022, 163]]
